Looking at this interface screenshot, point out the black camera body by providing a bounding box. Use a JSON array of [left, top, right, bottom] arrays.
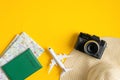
[[74, 32, 107, 59]]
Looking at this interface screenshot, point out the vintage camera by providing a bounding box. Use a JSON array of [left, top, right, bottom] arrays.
[[74, 32, 107, 59]]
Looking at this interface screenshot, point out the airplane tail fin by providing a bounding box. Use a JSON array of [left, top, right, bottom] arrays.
[[60, 68, 71, 78]]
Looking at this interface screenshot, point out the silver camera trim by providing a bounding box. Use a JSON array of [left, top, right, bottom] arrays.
[[84, 40, 100, 55]]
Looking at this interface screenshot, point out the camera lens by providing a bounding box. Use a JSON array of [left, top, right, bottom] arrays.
[[84, 40, 99, 55]]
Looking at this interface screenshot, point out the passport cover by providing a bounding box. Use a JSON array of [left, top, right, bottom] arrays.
[[1, 48, 42, 80]]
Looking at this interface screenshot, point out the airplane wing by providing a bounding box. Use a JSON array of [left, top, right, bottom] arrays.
[[48, 59, 56, 73], [48, 54, 69, 73]]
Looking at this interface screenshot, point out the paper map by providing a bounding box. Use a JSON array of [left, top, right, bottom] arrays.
[[0, 32, 44, 80]]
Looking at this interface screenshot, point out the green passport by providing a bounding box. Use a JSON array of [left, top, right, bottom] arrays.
[[2, 48, 42, 80]]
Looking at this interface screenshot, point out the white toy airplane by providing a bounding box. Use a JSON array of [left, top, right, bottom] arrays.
[[48, 48, 71, 77]]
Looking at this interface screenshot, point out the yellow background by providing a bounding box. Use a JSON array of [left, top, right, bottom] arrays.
[[0, 0, 120, 80]]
